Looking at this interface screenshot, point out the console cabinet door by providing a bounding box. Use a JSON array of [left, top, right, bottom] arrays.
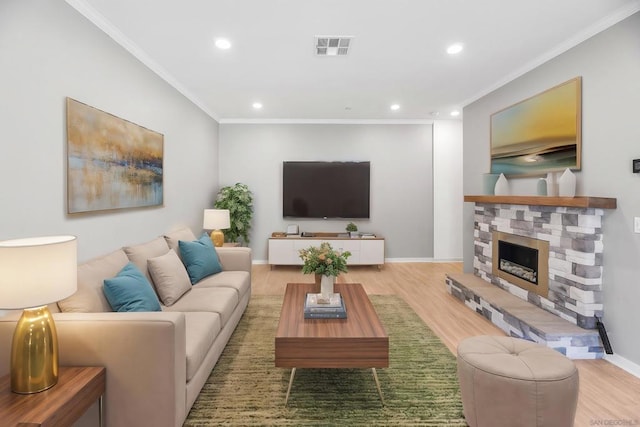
[[268, 239, 296, 265], [360, 239, 385, 265]]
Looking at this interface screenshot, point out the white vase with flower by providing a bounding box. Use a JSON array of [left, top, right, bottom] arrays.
[[299, 242, 351, 300]]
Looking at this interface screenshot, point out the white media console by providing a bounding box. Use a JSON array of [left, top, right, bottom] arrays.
[[268, 233, 385, 268]]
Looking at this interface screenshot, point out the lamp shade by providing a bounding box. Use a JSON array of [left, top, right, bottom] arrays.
[[203, 209, 230, 230], [0, 235, 77, 310]]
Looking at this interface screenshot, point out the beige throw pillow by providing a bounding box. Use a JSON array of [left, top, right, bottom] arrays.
[[123, 236, 170, 284], [148, 249, 191, 306], [163, 227, 197, 255]]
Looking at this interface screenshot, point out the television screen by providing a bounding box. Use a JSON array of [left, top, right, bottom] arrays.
[[283, 161, 370, 218]]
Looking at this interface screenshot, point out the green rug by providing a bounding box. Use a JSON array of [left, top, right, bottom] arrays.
[[184, 295, 466, 426]]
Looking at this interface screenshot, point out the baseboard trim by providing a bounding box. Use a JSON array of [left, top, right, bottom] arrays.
[[385, 257, 432, 263], [254, 258, 462, 265], [604, 354, 640, 379], [385, 258, 462, 263]]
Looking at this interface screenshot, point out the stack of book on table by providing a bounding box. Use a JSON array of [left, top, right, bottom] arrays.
[[304, 293, 347, 319]]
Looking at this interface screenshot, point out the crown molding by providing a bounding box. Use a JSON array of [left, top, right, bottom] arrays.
[[65, 0, 220, 122], [67, 0, 640, 122], [460, 1, 640, 108], [218, 118, 435, 125]]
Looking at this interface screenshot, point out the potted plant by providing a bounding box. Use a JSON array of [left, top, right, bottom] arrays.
[[346, 222, 358, 238], [213, 183, 254, 245], [299, 242, 351, 297]]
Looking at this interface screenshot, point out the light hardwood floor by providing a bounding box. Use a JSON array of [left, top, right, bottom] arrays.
[[253, 262, 640, 426]]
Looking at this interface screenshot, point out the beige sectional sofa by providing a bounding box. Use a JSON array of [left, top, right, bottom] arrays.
[[0, 227, 251, 427]]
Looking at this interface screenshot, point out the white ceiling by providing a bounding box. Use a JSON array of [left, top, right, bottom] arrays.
[[67, 0, 640, 122]]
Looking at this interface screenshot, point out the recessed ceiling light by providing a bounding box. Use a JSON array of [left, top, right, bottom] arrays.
[[390, 104, 400, 111], [215, 38, 231, 50], [450, 110, 461, 117], [446, 43, 463, 55], [252, 102, 263, 109]]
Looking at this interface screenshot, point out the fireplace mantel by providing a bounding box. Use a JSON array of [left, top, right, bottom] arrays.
[[464, 195, 616, 209]]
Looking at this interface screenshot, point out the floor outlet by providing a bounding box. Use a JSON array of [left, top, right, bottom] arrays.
[[635, 217, 640, 233]]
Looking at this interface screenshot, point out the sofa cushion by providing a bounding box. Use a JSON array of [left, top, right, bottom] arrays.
[[58, 249, 129, 313], [194, 271, 251, 300], [164, 287, 238, 327], [164, 227, 197, 255], [148, 250, 191, 306], [123, 237, 170, 284], [103, 262, 162, 312], [184, 312, 221, 382], [178, 234, 223, 284]]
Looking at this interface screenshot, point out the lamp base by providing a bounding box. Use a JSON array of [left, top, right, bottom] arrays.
[[210, 229, 225, 247], [11, 305, 59, 394]]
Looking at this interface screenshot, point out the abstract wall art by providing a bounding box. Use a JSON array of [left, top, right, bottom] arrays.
[[490, 77, 582, 176], [66, 98, 163, 214]]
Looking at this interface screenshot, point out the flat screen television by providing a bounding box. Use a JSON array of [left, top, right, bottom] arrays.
[[282, 161, 370, 218]]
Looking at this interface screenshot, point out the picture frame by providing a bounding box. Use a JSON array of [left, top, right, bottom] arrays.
[[490, 77, 582, 176], [66, 97, 164, 214]]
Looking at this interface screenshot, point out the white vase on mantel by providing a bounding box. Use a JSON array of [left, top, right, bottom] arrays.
[[494, 173, 509, 196], [558, 168, 576, 197], [546, 172, 558, 197], [536, 178, 548, 196]]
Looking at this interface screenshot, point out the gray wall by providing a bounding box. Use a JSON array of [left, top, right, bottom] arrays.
[[218, 123, 434, 262], [0, 1, 220, 261], [433, 121, 463, 260], [463, 12, 640, 365]]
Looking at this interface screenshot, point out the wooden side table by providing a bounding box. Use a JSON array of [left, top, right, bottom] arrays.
[[0, 366, 106, 427]]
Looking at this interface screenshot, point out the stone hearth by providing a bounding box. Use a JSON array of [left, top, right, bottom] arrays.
[[447, 195, 617, 359], [446, 273, 602, 359]]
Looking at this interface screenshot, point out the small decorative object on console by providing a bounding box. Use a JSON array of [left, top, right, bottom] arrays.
[[346, 222, 359, 238]]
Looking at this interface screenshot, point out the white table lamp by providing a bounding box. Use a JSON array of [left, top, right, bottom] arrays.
[[0, 235, 77, 394], [203, 209, 230, 247]]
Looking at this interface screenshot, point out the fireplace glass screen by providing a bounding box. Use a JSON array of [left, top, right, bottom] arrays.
[[498, 240, 538, 285]]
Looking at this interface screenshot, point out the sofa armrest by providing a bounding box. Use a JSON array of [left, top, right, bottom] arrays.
[[0, 311, 187, 427], [216, 247, 252, 273]]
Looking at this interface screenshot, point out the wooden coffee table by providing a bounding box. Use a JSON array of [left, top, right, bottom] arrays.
[[275, 282, 389, 405]]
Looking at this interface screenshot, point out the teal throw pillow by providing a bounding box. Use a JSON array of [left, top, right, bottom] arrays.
[[179, 233, 223, 284], [103, 262, 162, 312]]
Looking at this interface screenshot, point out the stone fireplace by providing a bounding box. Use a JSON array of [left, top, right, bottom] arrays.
[[447, 195, 616, 359], [473, 202, 605, 329], [493, 231, 549, 299]]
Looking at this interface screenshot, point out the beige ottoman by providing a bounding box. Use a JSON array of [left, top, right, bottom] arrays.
[[457, 336, 579, 427]]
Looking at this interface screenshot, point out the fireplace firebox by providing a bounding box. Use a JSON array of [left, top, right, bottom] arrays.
[[492, 232, 549, 298]]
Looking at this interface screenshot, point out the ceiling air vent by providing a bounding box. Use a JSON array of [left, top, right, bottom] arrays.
[[315, 36, 352, 56]]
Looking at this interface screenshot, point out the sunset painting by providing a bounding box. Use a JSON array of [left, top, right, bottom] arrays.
[[66, 98, 163, 213], [490, 77, 581, 176]]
